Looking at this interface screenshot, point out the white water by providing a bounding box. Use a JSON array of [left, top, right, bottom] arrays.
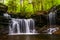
[[47, 27, 59, 34], [3, 13, 11, 18], [9, 18, 38, 35], [24, 19, 30, 33]]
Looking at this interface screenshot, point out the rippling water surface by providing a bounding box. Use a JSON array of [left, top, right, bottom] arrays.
[[0, 34, 60, 40]]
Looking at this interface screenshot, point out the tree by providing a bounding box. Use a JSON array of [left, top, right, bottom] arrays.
[[7, 0, 19, 13]]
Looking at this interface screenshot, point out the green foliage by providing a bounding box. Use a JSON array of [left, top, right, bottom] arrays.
[[6, 0, 20, 13], [1, 0, 60, 18]]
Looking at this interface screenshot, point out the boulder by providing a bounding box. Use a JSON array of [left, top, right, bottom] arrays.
[[0, 3, 8, 15]]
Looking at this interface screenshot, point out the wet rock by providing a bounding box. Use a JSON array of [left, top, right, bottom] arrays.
[[0, 3, 8, 13], [31, 11, 48, 27]]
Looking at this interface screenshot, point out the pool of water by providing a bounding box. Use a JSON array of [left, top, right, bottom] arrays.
[[0, 25, 60, 40], [0, 34, 60, 40]]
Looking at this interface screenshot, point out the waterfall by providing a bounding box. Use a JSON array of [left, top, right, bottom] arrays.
[[9, 18, 37, 35], [47, 12, 59, 34], [49, 12, 56, 27]]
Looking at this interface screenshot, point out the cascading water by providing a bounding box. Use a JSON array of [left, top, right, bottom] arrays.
[[47, 12, 59, 34], [9, 18, 37, 35], [49, 12, 56, 27], [3, 13, 11, 19]]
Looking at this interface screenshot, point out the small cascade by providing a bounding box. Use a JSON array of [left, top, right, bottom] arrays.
[[49, 12, 56, 27], [9, 18, 37, 35], [3, 13, 11, 19], [47, 27, 59, 34], [47, 12, 59, 34]]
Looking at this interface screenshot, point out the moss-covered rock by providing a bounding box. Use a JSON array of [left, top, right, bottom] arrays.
[[0, 3, 8, 13]]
